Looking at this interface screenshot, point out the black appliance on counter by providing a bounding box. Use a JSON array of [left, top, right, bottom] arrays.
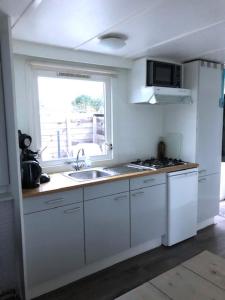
[[18, 130, 49, 189], [21, 160, 42, 189]]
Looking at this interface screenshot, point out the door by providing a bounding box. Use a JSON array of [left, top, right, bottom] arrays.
[[130, 184, 166, 247], [198, 173, 220, 223], [85, 192, 130, 264], [24, 202, 85, 288], [0, 63, 9, 186], [197, 64, 223, 175]]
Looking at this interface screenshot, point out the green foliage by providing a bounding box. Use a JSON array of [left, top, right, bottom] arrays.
[[72, 95, 103, 112]]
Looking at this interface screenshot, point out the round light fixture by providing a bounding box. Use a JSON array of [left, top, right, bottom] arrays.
[[98, 33, 127, 49]]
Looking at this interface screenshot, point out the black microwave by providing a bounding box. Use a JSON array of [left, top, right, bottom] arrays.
[[146, 60, 182, 88]]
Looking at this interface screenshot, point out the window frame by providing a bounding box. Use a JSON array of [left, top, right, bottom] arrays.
[[28, 62, 113, 169]]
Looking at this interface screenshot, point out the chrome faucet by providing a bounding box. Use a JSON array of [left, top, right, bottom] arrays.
[[65, 148, 86, 171], [75, 148, 85, 171]]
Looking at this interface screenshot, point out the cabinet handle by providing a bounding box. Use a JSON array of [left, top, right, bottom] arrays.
[[114, 195, 128, 201], [63, 207, 81, 214], [45, 198, 64, 205], [199, 169, 207, 174], [143, 178, 155, 184], [198, 178, 207, 183], [132, 191, 144, 197]]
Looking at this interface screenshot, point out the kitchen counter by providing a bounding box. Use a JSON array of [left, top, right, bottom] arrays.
[[23, 163, 198, 198]]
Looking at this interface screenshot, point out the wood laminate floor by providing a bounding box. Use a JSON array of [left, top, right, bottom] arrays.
[[36, 216, 225, 300], [117, 250, 225, 300]]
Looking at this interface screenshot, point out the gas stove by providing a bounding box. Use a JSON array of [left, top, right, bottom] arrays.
[[129, 158, 186, 170]]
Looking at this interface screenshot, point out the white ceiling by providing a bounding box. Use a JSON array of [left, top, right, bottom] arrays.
[[1, 0, 225, 62]]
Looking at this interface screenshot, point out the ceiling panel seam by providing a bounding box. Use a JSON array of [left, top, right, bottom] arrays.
[[125, 18, 225, 58], [72, 0, 165, 50], [12, 0, 40, 29]]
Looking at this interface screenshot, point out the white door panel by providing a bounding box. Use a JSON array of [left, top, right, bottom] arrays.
[[131, 184, 166, 247], [166, 171, 198, 246], [24, 203, 85, 288], [198, 173, 220, 223], [0, 64, 9, 187], [196, 64, 223, 175], [85, 192, 130, 264]]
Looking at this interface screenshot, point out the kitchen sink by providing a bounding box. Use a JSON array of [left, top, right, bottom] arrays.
[[67, 169, 111, 181], [103, 165, 144, 175]]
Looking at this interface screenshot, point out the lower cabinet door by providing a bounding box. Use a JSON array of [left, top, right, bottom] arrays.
[[198, 173, 220, 223], [24, 202, 85, 288], [85, 192, 130, 264], [131, 184, 166, 247]]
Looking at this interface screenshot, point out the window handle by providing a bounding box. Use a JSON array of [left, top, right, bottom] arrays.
[[105, 143, 113, 150]]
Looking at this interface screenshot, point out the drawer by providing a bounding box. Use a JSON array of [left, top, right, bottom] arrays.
[[130, 173, 166, 190], [84, 179, 129, 201], [23, 188, 83, 214]]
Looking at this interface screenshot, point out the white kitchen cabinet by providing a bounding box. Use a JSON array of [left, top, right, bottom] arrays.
[[130, 183, 166, 247], [0, 63, 9, 187], [23, 188, 83, 214], [196, 63, 223, 176], [129, 57, 147, 103], [85, 192, 130, 264], [184, 61, 223, 176], [24, 202, 85, 288], [130, 173, 166, 190], [184, 61, 223, 227], [84, 179, 129, 200], [198, 173, 220, 223]]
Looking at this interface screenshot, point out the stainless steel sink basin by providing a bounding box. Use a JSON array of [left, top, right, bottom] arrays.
[[67, 169, 111, 181], [103, 165, 144, 175]]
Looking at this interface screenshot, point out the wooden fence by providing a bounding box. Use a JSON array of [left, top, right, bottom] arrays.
[[41, 114, 105, 160]]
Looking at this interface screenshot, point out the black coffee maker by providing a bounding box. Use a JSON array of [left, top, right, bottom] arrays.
[[19, 130, 42, 189]]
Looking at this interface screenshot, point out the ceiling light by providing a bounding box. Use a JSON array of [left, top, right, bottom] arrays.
[[32, 0, 43, 9], [98, 33, 127, 50]]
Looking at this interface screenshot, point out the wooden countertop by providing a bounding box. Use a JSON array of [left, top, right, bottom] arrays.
[[22, 163, 198, 198]]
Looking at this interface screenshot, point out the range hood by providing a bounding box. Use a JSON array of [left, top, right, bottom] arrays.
[[137, 86, 192, 104]]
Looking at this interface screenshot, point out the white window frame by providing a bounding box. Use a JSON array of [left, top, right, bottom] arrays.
[[27, 62, 114, 170]]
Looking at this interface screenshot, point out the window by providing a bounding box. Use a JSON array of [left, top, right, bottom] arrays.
[[31, 65, 112, 166]]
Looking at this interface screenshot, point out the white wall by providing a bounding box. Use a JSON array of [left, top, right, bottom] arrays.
[[13, 44, 163, 169], [161, 102, 197, 162], [112, 69, 163, 163], [160, 61, 199, 162]]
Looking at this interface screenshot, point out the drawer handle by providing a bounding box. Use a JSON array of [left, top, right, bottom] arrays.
[[198, 178, 207, 183], [63, 207, 81, 214], [143, 178, 155, 184], [45, 198, 64, 205], [199, 169, 207, 174], [132, 191, 144, 197], [114, 195, 128, 201]]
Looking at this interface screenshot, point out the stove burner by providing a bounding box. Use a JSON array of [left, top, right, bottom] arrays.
[[130, 157, 186, 170]]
